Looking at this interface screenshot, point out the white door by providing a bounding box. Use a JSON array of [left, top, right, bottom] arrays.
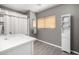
[[61, 14, 71, 53]]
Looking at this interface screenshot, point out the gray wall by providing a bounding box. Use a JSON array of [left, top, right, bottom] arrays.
[[37, 4, 79, 52]]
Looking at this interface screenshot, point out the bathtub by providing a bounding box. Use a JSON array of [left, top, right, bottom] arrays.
[[0, 34, 36, 55]]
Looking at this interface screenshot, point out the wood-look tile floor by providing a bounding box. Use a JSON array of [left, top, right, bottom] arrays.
[[34, 40, 75, 55]]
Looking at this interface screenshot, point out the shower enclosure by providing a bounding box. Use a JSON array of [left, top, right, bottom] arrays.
[[0, 8, 28, 35]]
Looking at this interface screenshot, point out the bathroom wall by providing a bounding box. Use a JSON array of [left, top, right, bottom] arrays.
[[37, 4, 79, 52]]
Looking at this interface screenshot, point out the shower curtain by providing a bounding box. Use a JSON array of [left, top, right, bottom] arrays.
[[0, 8, 28, 35]]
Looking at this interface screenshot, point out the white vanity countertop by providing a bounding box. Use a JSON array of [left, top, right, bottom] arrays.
[[0, 34, 36, 52]]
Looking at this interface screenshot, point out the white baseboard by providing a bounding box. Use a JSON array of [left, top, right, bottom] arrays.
[[71, 50, 79, 55], [37, 39, 61, 49], [37, 39, 79, 55]]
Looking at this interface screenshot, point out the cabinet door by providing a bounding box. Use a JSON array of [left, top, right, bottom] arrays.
[[10, 17, 15, 34], [14, 17, 19, 34], [5, 16, 10, 34], [24, 19, 28, 34], [18, 18, 21, 34], [23, 19, 27, 34]]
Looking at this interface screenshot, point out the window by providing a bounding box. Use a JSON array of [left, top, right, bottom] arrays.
[[38, 18, 45, 28], [37, 16, 56, 29]]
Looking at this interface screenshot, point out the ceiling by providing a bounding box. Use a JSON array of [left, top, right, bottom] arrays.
[[1, 4, 58, 13]]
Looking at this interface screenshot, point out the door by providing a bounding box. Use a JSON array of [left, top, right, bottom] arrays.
[[61, 14, 71, 53]]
